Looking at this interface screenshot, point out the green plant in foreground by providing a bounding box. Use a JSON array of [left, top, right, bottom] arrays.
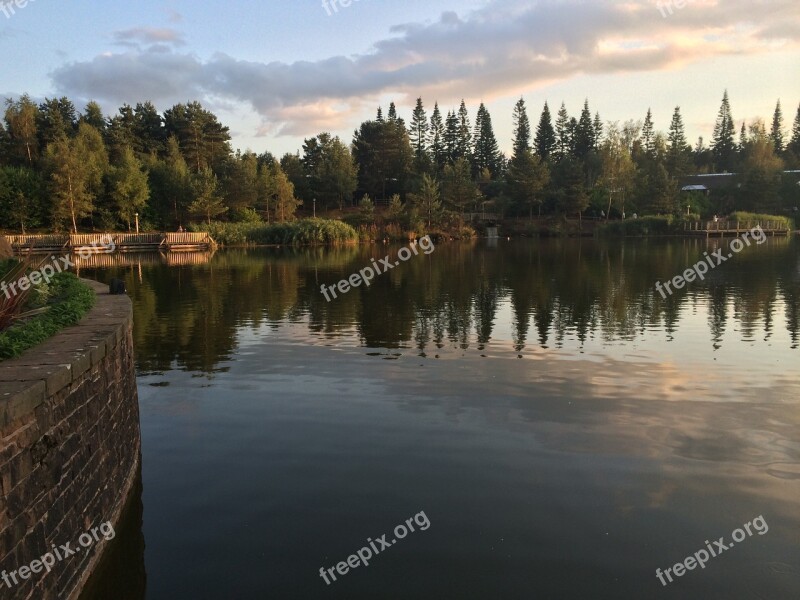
[[0, 273, 95, 360]]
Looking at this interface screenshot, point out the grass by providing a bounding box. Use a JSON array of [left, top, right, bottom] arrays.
[[0, 272, 95, 360], [728, 212, 794, 230], [190, 218, 359, 246], [596, 216, 676, 237]]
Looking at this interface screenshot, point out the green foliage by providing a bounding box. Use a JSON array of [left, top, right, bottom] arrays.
[[729, 212, 794, 230], [0, 273, 95, 360], [191, 218, 358, 246], [230, 207, 263, 223], [597, 215, 675, 236]]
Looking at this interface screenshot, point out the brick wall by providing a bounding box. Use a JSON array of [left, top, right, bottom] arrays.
[[0, 280, 141, 600]]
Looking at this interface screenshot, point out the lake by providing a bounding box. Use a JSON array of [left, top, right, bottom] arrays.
[[81, 237, 800, 599]]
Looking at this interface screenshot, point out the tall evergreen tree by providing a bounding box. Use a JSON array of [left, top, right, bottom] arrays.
[[444, 110, 458, 163], [593, 112, 603, 149], [789, 103, 800, 157], [554, 102, 570, 160], [641, 109, 655, 157], [409, 98, 430, 172], [770, 99, 784, 154], [429, 102, 446, 170], [387, 102, 398, 122], [667, 106, 689, 177], [739, 121, 747, 152], [472, 103, 502, 177], [534, 102, 556, 160], [573, 100, 595, 158], [511, 98, 531, 161], [711, 90, 736, 171], [455, 100, 472, 162]]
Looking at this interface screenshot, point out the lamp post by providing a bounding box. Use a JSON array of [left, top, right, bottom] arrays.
[[135, 213, 139, 233]]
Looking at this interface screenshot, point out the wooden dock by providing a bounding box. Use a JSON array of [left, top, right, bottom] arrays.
[[684, 220, 791, 237], [6, 232, 216, 255]]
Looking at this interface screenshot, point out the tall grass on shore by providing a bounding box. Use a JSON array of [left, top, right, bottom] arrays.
[[190, 219, 359, 246]]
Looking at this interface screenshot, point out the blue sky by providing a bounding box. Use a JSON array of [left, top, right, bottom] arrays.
[[1, 0, 799, 157]]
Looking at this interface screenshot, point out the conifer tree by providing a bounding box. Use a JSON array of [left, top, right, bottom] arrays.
[[711, 90, 736, 171], [593, 112, 603, 149], [473, 103, 502, 177], [410, 98, 429, 172], [444, 110, 458, 163], [555, 102, 570, 160], [387, 102, 398, 122], [455, 100, 472, 162], [789, 103, 800, 157], [641, 109, 655, 157], [428, 102, 445, 169], [770, 99, 784, 154], [667, 106, 689, 177], [534, 102, 556, 160], [573, 100, 595, 158], [511, 98, 531, 161]]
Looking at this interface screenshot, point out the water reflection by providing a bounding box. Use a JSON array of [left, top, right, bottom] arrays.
[[84, 238, 799, 376], [77, 238, 799, 599]]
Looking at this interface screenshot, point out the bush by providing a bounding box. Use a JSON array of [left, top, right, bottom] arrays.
[[190, 218, 358, 246], [728, 212, 794, 231], [0, 273, 95, 360], [597, 215, 675, 237]]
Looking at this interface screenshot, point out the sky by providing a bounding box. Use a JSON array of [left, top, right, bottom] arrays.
[[1, 0, 798, 158]]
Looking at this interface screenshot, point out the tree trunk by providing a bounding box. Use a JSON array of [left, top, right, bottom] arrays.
[[68, 173, 78, 234]]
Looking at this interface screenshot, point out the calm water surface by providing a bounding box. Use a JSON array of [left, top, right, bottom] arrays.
[[83, 237, 800, 599]]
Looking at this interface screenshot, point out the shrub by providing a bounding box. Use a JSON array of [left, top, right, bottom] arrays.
[[728, 212, 794, 231], [0, 273, 95, 360], [190, 218, 358, 246], [597, 215, 675, 236]]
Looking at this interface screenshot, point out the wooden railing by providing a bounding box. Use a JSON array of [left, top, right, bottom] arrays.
[[5, 232, 215, 254]]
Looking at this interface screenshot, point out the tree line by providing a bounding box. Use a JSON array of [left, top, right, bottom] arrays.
[[1, 91, 798, 233]]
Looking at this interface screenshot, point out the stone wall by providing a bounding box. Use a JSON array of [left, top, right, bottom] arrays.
[[0, 279, 141, 600]]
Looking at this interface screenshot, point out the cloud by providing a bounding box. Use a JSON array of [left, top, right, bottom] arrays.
[[112, 27, 185, 49], [51, 0, 800, 136]]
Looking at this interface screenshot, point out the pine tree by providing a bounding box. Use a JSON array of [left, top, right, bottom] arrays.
[[667, 106, 689, 177], [429, 102, 445, 169], [534, 102, 556, 160], [739, 121, 747, 152], [573, 100, 595, 158], [455, 100, 472, 162], [711, 90, 736, 172], [511, 98, 531, 161], [642, 109, 655, 157], [387, 103, 398, 122], [555, 102, 570, 160], [376, 107, 384, 122], [444, 110, 458, 163], [593, 112, 603, 149], [410, 98, 429, 170], [472, 103, 502, 177], [770, 99, 784, 154], [789, 103, 800, 157]]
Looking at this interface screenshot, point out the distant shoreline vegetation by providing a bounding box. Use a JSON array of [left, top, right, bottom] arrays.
[[0, 91, 798, 239]]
